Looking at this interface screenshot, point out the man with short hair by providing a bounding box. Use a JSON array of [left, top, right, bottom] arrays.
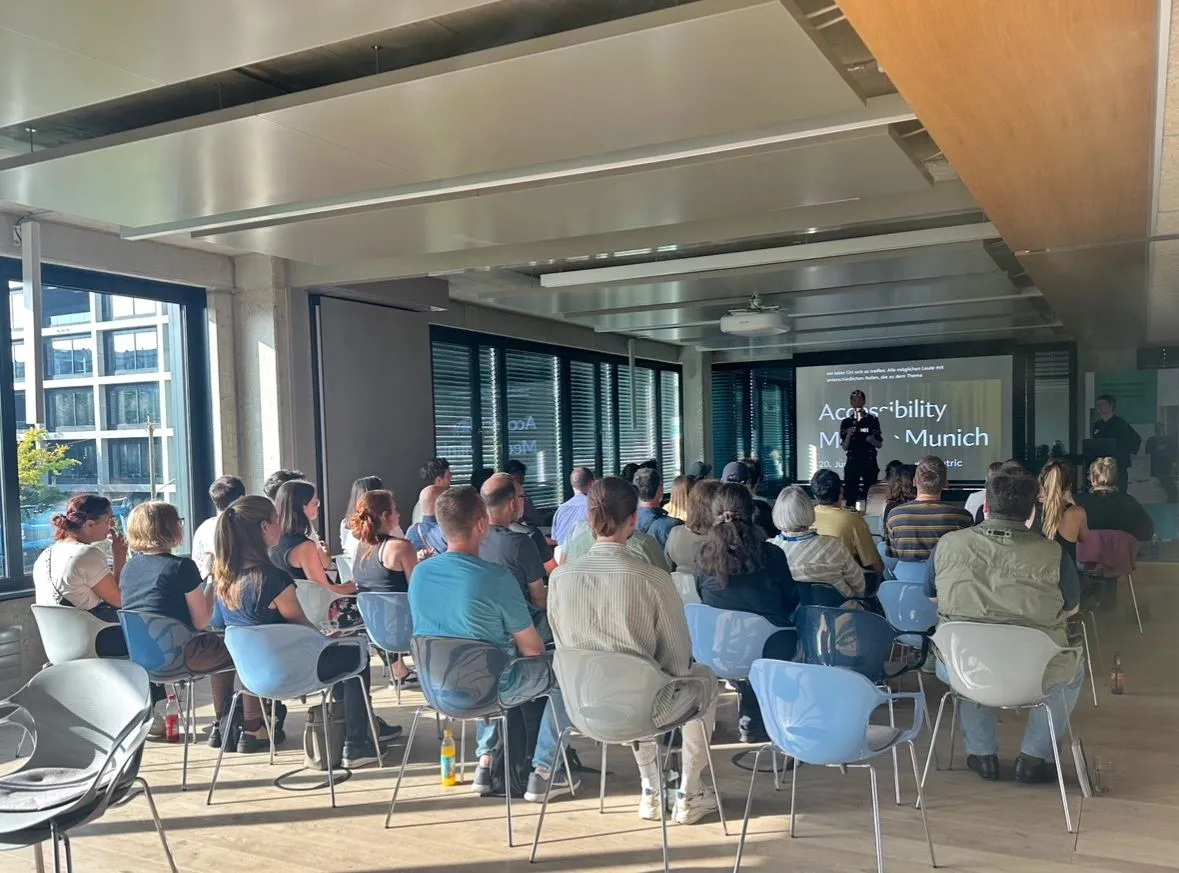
[[192, 475, 245, 580], [633, 468, 682, 549], [811, 469, 884, 573], [924, 463, 1083, 784], [552, 467, 595, 546], [411, 458, 452, 524], [885, 456, 973, 562], [840, 389, 884, 507], [480, 473, 550, 642], [965, 460, 1005, 524], [504, 460, 544, 527], [1092, 394, 1142, 493], [405, 485, 449, 555], [409, 486, 577, 801], [263, 469, 304, 501]]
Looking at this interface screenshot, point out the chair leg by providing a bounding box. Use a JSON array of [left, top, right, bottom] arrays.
[[135, 777, 179, 873], [32, 842, 44, 873], [1127, 573, 1143, 634], [502, 714, 514, 848], [698, 718, 728, 835], [772, 750, 781, 791], [356, 675, 385, 768], [887, 694, 901, 805], [385, 706, 426, 828], [789, 758, 800, 837], [921, 692, 950, 791], [947, 698, 958, 771], [731, 744, 767, 873], [907, 742, 936, 868], [653, 740, 671, 873], [1086, 610, 1103, 668], [321, 690, 337, 808], [266, 698, 276, 765], [868, 765, 885, 873], [179, 680, 190, 792], [1042, 703, 1074, 833], [917, 672, 939, 770], [529, 726, 573, 863], [459, 719, 467, 783], [206, 691, 240, 805], [599, 743, 608, 813], [1079, 620, 1098, 707]]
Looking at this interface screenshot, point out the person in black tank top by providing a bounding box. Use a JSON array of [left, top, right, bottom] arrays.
[[271, 480, 357, 595], [353, 536, 410, 593]]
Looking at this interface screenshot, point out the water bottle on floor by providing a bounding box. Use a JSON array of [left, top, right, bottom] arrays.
[[1110, 655, 1125, 695], [440, 728, 457, 786]]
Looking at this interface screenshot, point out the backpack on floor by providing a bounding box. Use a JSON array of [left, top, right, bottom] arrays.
[[488, 698, 547, 798], [303, 699, 346, 771]]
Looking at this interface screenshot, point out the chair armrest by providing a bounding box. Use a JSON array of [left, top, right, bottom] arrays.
[[88, 704, 154, 804], [880, 690, 927, 739], [0, 702, 35, 751]]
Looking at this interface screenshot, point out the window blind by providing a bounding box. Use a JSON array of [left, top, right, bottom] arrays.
[[711, 368, 750, 467], [660, 370, 682, 483], [479, 345, 501, 473], [618, 365, 656, 467], [431, 341, 475, 484], [570, 360, 599, 473], [505, 350, 563, 508]]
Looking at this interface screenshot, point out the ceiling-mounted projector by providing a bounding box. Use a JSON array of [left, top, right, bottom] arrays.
[[719, 295, 788, 337]]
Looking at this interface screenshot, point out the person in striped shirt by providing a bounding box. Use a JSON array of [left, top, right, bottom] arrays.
[[884, 456, 973, 563]]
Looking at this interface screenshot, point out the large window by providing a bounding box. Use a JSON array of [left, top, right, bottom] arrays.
[[430, 328, 682, 509], [105, 384, 159, 429], [41, 287, 90, 328], [44, 335, 93, 378], [46, 388, 95, 431], [102, 295, 157, 321], [108, 437, 163, 484], [711, 365, 794, 491], [104, 328, 159, 374]]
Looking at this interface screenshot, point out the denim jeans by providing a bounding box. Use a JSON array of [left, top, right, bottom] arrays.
[[959, 661, 1085, 760], [473, 652, 569, 775]]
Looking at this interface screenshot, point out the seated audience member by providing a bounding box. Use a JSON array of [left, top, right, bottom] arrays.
[[33, 495, 128, 655], [405, 484, 449, 555], [885, 456, 972, 563], [924, 462, 1083, 784], [552, 467, 596, 546], [271, 480, 357, 595], [686, 461, 712, 482], [666, 474, 693, 522], [769, 485, 865, 599], [410, 458, 452, 524], [866, 460, 904, 517], [192, 475, 245, 581], [263, 469, 305, 501], [634, 468, 682, 549], [664, 478, 721, 573], [479, 473, 551, 642], [214, 496, 392, 766], [340, 476, 387, 563], [811, 470, 885, 574], [349, 489, 418, 685], [548, 478, 720, 824], [563, 515, 670, 570], [504, 460, 544, 527], [471, 467, 496, 492], [409, 486, 576, 801], [697, 483, 799, 744], [121, 501, 266, 751], [882, 464, 916, 523], [620, 462, 640, 484], [1076, 457, 1155, 542], [1036, 459, 1088, 564], [965, 461, 1005, 524], [742, 459, 780, 537]]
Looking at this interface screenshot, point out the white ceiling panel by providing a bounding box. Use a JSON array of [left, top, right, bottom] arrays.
[[0, 117, 412, 228], [260, 1, 864, 182], [208, 131, 929, 264], [0, 0, 496, 126]]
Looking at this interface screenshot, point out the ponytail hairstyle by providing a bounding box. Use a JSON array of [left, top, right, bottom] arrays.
[[51, 494, 112, 541], [1038, 458, 1075, 541], [212, 496, 276, 611], [697, 483, 765, 586], [274, 480, 316, 538], [350, 489, 396, 556], [1089, 456, 1118, 491], [587, 477, 638, 538]]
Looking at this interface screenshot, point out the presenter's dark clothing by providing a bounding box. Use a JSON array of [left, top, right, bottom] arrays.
[[1092, 415, 1141, 491], [840, 412, 883, 506]]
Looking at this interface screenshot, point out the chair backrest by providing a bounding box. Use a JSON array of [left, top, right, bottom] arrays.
[[795, 581, 848, 609], [117, 610, 198, 680], [876, 540, 898, 573], [13, 659, 151, 775], [31, 604, 118, 664], [932, 621, 1067, 708], [866, 513, 884, 538], [670, 571, 701, 605], [892, 559, 928, 584], [224, 624, 339, 700], [683, 604, 783, 681], [334, 555, 354, 583], [749, 659, 885, 766], [877, 581, 938, 648], [356, 591, 413, 653], [1076, 528, 1138, 576], [795, 605, 897, 683], [552, 649, 670, 744], [294, 580, 342, 630], [411, 636, 511, 720]]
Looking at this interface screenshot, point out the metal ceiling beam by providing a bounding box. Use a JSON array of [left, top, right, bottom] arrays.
[[695, 319, 1062, 352]]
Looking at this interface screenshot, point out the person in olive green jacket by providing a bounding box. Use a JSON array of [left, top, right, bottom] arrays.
[[924, 462, 1083, 785]]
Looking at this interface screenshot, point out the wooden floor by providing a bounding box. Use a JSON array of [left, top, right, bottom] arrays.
[[4, 564, 1178, 873]]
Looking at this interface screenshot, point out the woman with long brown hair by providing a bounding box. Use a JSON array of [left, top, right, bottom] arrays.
[[665, 474, 693, 522], [271, 480, 356, 596], [882, 463, 917, 523], [664, 478, 721, 573]]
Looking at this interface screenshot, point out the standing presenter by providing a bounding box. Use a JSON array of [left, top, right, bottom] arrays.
[[840, 389, 883, 507]]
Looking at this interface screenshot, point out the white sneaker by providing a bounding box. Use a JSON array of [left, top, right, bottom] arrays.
[[672, 786, 718, 825], [638, 787, 670, 821], [148, 715, 166, 739]]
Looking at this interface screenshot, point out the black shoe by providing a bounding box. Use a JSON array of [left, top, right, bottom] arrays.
[[1015, 754, 1057, 784], [207, 723, 222, 749], [269, 701, 288, 745], [374, 716, 403, 742], [342, 740, 381, 769], [220, 707, 243, 753], [236, 725, 270, 754], [967, 754, 1000, 781]]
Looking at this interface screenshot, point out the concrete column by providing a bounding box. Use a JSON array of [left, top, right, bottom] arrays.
[[680, 347, 712, 469], [205, 287, 238, 478], [17, 220, 44, 428]]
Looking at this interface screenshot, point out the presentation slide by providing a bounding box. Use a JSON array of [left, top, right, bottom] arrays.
[[796, 355, 1012, 481]]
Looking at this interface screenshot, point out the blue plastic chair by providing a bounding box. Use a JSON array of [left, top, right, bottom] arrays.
[[356, 592, 414, 703], [683, 604, 787, 681], [118, 610, 235, 792], [893, 560, 928, 584], [386, 636, 566, 848], [207, 624, 382, 808], [876, 540, 899, 576], [794, 581, 850, 609], [732, 660, 936, 873], [876, 582, 937, 651]]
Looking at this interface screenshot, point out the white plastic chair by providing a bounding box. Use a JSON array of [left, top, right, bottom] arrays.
[[922, 621, 1083, 832], [294, 580, 351, 631], [670, 571, 701, 605], [0, 660, 177, 873], [334, 555, 354, 584], [529, 649, 726, 872], [30, 605, 120, 665]]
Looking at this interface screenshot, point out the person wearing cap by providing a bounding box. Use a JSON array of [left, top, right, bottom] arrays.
[[687, 461, 712, 481], [840, 390, 884, 507]]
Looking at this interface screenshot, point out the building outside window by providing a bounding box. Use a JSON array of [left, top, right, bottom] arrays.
[[44, 335, 93, 378], [106, 384, 159, 429], [102, 295, 157, 321], [46, 388, 95, 431], [104, 328, 159, 374]]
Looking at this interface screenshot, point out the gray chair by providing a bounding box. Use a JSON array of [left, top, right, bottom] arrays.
[[356, 592, 414, 703], [294, 580, 352, 631], [334, 555, 354, 584], [30, 606, 120, 665], [0, 659, 176, 873], [529, 649, 726, 872]]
